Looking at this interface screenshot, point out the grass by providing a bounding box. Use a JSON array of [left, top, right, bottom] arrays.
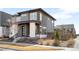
[[0, 44, 63, 51]]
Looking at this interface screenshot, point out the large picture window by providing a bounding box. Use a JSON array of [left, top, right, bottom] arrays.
[[30, 12, 37, 20]]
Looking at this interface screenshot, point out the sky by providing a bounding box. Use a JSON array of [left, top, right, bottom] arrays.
[[0, 8, 79, 34]]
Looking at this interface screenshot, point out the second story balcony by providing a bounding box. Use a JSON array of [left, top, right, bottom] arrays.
[[7, 11, 40, 25], [14, 12, 40, 24], [13, 16, 40, 25]]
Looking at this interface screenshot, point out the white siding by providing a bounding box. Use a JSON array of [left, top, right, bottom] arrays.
[[30, 23, 36, 37], [0, 27, 9, 37], [16, 16, 21, 22], [9, 24, 18, 37], [3, 27, 9, 36], [11, 17, 16, 23]]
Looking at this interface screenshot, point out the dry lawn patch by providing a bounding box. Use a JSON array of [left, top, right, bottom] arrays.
[[0, 44, 63, 51]]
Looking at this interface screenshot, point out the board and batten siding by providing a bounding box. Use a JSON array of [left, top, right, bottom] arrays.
[[40, 12, 54, 33]]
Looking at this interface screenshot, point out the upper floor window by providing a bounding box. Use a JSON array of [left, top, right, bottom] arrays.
[[30, 12, 37, 20]]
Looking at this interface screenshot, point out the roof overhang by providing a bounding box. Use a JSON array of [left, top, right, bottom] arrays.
[[17, 8, 56, 21]]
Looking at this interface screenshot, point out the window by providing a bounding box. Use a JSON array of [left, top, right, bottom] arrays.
[[21, 25, 25, 36], [40, 26, 47, 34], [30, 12, 37, 20]]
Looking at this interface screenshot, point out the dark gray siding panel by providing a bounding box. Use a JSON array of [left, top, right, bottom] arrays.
[[40, 12, 54, 33], [0, 11, 12, 26]]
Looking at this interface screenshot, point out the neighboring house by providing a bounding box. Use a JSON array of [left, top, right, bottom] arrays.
[[55, 24, 76, 41], [0, 11, 12, 40], [9, 8, 56, 40]]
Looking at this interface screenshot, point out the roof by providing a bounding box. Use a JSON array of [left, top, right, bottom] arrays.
[[0, 11, 12, 16], [55, 24, 75, 29], [17, 8, 56, 21]]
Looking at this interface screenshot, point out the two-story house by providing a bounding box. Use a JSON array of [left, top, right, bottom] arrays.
[[7, 8, 56, 42], [0, 11, 12, 40]]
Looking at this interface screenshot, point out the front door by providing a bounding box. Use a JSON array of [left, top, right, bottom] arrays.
[[18, 24, 29, 37]]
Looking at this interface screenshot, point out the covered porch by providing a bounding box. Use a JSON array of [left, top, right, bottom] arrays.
[[16, 22, 41, 38]]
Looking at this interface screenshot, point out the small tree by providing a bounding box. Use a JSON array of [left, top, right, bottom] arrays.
[[54, 29, 60, 46]]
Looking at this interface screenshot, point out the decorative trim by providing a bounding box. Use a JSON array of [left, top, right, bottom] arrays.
[[17, 20, 41, 25]]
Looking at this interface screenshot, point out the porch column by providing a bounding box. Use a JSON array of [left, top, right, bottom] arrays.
[[30, 22, 36, 37]]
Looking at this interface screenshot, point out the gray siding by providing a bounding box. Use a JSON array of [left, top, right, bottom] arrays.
[[0, 11, 12, 26], [46, 18, 53, 32], [40, 12, 54, 33], [21, 13, 29, 21], [0, 11, 12, 37], [55, 24, 76, 36]]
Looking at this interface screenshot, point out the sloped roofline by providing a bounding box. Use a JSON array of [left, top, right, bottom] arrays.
[[17, 8, 56, 21]]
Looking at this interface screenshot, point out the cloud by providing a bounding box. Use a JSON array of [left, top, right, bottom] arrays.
[[51, 8, 79, 34], [61, 8, 79, 13], [52, 12, 71, 20], [0, 8, 3, 11], [52, 11, 72, 20], [52, 8, 79, 20]]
